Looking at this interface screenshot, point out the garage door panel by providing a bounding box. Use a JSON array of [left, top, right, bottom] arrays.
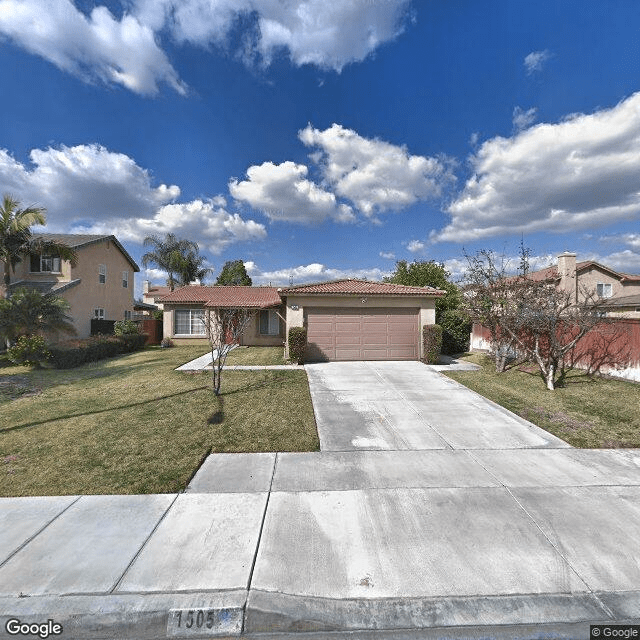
[[306, 307, 420, 361]]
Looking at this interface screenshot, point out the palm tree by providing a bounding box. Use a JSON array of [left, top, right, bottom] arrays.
[[141, 233, 200, 291], [176, 249, 213, 286], [0, 287, 76, 344], [0, 194, 78, 298]]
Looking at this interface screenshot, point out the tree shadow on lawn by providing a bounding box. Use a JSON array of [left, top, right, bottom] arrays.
[[0, 384, 210, 434]]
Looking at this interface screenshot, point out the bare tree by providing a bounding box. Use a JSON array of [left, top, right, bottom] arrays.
[[202, 307, 254, 395], [462, 249, 519, 372], [463, 247, 618, 390]]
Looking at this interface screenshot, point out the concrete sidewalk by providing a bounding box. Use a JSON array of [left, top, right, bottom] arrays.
[[1, 363, 639, 639]]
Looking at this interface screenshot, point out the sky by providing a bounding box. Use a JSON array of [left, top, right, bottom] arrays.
[[1, 0, 640, 297]]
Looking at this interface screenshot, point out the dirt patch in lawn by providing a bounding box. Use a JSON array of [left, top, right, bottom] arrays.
[[0, 376, 41, 402]]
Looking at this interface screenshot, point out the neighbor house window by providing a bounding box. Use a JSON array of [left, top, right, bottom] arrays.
[[259, 309, 280, 336], [597, 283, 612, 298], [30, 254, 61, 273], [93, 308, 105, 320], [122, 271, 128, 288], [99, 264, 106, 284], [175, 309, 206, 335]]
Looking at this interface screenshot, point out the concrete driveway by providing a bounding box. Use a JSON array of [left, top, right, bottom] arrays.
[[305, 360, 569, 450]]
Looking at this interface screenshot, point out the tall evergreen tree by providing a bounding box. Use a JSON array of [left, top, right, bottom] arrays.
[[215, 260, 252, 286]]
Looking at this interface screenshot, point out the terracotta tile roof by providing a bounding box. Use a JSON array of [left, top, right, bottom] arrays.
[[145, 285, 171, 297], [160, 286, 282, 308], [279, 278, 445, 296]]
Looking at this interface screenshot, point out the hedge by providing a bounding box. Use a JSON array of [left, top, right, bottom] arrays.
[[288, 327, 307, 364], [48, 333, 148, 369], [422, 324, 443, 365]]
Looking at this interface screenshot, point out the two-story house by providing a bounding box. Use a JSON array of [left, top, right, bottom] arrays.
[[0, 233, 140, 338]]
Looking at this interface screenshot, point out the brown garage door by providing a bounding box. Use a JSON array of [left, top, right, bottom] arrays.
[[305, 307, 419, 361]]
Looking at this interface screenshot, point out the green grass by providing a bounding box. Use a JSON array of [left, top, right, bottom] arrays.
[[445, 354, 640, 448], [225, 346, 287, 365], [0, 346, 318, 497]]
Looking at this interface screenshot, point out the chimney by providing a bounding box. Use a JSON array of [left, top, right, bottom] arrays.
[[557, 252, 577, 302], [143, 280, 150, 294]]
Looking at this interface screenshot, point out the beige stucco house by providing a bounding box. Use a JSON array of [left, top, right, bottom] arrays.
[[1, 234, 139, 338], [160, 279, 444, 361], [529, 252, 640, 309]]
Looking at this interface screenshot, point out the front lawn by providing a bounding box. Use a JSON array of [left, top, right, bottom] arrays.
[[0, 346, 318, 497], [445, 354, 640, 448], [225, 345, 287, 365]]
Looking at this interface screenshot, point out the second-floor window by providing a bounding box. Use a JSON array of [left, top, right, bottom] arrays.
[[99, 264, 106, 284], [93, 308, 105, 320], [30, 254, 61, 273], [596, 283, 612, 298], [122, 271, 128, 288]]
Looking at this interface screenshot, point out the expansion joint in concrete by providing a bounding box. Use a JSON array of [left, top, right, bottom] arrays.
[[0, 496, 82, 572], [109, 493, 180, 595]]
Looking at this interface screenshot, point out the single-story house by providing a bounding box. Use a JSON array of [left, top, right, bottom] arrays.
[[160, 278, 444, 361]]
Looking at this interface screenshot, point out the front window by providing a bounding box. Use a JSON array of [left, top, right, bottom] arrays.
[[175, 309, 206, 335], [259, 309, 280, 336], [30, 254, 61, 273], [124, 310, 132, 320], [596, 283, 612, 298]]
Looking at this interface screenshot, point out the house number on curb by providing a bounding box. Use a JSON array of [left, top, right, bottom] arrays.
[[167, 608, 239, 636]]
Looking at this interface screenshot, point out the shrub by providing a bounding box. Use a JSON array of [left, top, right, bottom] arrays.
[[48, 334, 147, 368], [422, 324, 443, 364], [7, 335, 50, 367], [288, 327, 307, 364], [153, 310, 164, 321], [160, 337, 174, 348], [440, 308, 472, 355], [113, 319, 140, 335]]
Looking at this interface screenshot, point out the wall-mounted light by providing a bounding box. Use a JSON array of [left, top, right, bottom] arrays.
[[361, 298, 367, 303]]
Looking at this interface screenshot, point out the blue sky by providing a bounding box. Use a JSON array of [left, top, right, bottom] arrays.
[[2, 0, 640, 296]]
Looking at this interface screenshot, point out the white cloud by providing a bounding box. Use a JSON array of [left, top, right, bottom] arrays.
[[0, 0, 185, 95], [406, 240, 425, 253], [512, 106, 537, 131], [524, 49, 551, 74], [0, 0, 412, 95], [599, 249, 640, 273], [379, 251, 395, 260], [0, 144, 179, 224], [0, 143, 265, 253], [135, 0, 412, 72], [74, 198, 266, 254], [600, 233, 640, 251], [244, 261, 390, 286], [229, 160, 355, 224], [433, 92, 640, 242], [299, 123, 454, 217]]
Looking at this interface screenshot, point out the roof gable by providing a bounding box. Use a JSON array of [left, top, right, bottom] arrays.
[[32, 234, 140, 272], [279, 278, 445, 296]]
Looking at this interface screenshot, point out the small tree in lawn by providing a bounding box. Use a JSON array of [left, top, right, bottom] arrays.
[[202, 306, 254, 395], [462, 249, 519, 372], [463, 246, 616, 390]]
